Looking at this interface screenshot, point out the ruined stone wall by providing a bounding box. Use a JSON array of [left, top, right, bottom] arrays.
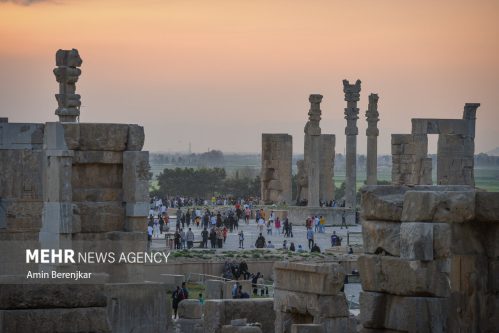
[[359, 185, 499, 332], [391, 134, 431, 185], [261, 134, 292, 205], [273, 262, 356, 333]]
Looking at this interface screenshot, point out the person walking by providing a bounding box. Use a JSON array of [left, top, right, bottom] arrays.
[[341, 210, 348, 229]]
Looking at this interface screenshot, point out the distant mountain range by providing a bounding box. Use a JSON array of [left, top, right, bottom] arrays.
[[486, 147, 499, 156]]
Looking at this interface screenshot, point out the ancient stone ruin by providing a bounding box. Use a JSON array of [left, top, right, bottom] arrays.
[[365, 93, 379, 186], [0, 49, 171, 332], [273, 262, 356, 333], [392, 103, 479, 186], [359, 185, 499, 332], [261, 134, 293, 205]]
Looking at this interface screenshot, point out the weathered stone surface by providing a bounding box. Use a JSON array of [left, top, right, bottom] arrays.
[[63, 123, 129, 151], [178, 299, 203, 319], [204, 299, 274, 333], [73, 150, 123, 164], [0, 122, 44, 149], [401, 190, 475, 223], [400, 222, 433, 261], [273, 289, 348, 318], [72, 163, 123, 189], [360, 186, 407, 221], [475, 192, 499, 222], [222, 325, 262, 333], [123, 151, 150, 202], [261, 134, 292, 205], [205, 279, 224, 299], [361, 220, 400, 256], [72, 188, 123, 202], [105, 283, 171, 333], [0, 284, 106, 309], [291, 324, 325, 333], [358, 255, 450, 297], [360, 291, 448, 332], [76, 201, 124, 233], [274, 262, 345, 295], [0, 199, 43, 232], [176, 318, 204, 332], [0, 307, 110, 332], [126, 124, 145, 151], [0, 150, 44, 200], [321, 317, 357, 333]]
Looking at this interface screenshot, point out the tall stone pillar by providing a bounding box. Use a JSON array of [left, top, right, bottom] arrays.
[[365, 93, 379, 185], [319, 134, 335, 203], [343, 79, 361, 209], [304, 94, 322, 207]]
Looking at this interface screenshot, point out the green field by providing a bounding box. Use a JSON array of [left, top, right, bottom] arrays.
[[150, 164, 499, 193]]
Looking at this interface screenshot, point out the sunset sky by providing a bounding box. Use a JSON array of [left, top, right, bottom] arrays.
[[1, 0, 498, 154]]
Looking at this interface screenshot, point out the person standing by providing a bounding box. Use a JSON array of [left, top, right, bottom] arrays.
[[341, 210, 348, 229], [209, 228, 216, 248], [238, 230, 244, 248], [186, 228, 194, 249], [171, 286, 184, 319], [306, 227, 314, 250], [274, 217, 281, 234], [245, 207, 251, 224], [319, 216, 325, 233], [201, 227, 209, 248]]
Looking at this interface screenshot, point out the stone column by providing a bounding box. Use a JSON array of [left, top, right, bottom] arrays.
[[319, 134, 335, 203], [365, 93, 379, 185], [54, 49, 82, 122], [304, 94, 322, 207], [343, 80, 361, 209]]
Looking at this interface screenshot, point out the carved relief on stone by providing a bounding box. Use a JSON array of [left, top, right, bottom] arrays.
[[343, 80, 361, 136], [136, 160, 151, 181], [54, 49, 83, 122]]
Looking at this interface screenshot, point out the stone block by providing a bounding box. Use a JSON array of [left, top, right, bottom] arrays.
[[0, 150, 44, 200], [123, 151, 150, 202], [0, 284, 106, 309], [72, 188, 123, 202], [475, 192, 499, 222], [145, 274, 185, 290], [273, 262, 345, 295], [291, 324, 325, 333], [0, 122, 44, 149], [105, 283, 171, 333], [401, 190, 475, 223], [178, 299, 203, 319], [433, 223, 451, 259], [124, 216, 146, 232], [61, 123, 80, 149], [125, 202, 149, 217], [72, 163, 123, 189], [273, 289, 349, 318], [361, 220, 400, 256], [360, 186, 407, 222], [400, 222, 433, 261], [73, 150, 123, 164], [77, 201, 124, 233], [206, 279, 225, 299], [1, 200, 43, 232], [126, 124, 145, 151], [222, 326, 262, 333], [360, 291, 448, 332], [76, 123, 130, 151], [321, 317, 357, 333], [391, 134, 412, 145], [0, 307, 110, 332], [358, 255, 450, 297], [204, 299, 274, 333]]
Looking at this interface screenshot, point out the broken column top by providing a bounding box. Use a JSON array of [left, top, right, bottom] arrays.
[[54, 48, 83, 123], [463, 102, 480, 119], [305, 94, 322, 136], [366, 93, 380, 136], [343, 79, 361, 102]]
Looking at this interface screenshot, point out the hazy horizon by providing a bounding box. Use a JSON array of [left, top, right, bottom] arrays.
[[1, 0, 498, 155]]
